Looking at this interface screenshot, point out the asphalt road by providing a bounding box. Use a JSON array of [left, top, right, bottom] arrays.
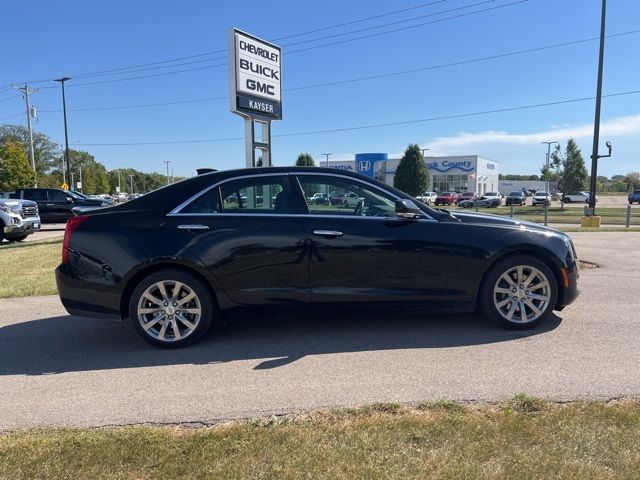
[[0, 232, 638, 430]]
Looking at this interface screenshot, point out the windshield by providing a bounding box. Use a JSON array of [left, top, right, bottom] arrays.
[[509, 192, 521, 196], [440, 192, 452, 196], [485, 192, 498, 196], [536, 192, 548, 196], [70, 190, 89, 199]]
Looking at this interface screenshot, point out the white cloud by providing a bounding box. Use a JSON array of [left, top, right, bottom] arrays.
[[428, 114, 640, 150]]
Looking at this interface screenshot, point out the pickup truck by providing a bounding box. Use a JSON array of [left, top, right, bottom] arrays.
[[0, 198, 41, 242], [629, 190, 640, 204], [9, 188, 111, 223]]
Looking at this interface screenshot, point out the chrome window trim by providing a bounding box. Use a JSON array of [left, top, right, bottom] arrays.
[[169, 172, 290, 215], [168, 170, 436, 222]]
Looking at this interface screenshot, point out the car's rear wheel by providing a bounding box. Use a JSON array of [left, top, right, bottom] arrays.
[[480, 255, 558, 329], [564, 197, 572, 203], [129, 269, 214, 348]]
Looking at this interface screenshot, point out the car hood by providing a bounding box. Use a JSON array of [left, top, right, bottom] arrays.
[[447, 210, 565, 236], [0, 199, 37, 207]]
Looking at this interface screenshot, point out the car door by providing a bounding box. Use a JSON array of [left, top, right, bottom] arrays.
[[47, 189, 75, 222], [19, 189, 51, 221], [166, 173, 309, 306], [293, 173, 452, 305]]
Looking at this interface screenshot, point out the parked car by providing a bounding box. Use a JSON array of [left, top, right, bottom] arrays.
[[505, 191, 527, 206], [458, 196, 501, 209], [415, 191, 437, 205], [331, 191, 363, 207], [0, 198, 41, 242], [628, 190, 640, 205], [482, 192, 502, 204], [532, 191, 551, 207], [308, 192, 329, 205], [457, 191, 476, 203], [9, 188, 111, 223], [434, 192, 459, 206], [56, 166, 579, 348], [562, 191, 598, 203]]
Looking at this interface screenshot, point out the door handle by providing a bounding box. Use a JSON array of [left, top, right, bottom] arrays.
[[313, 230, 343, 237], [177, 224, 209, 231]]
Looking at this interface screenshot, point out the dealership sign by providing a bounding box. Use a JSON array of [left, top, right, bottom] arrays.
[[229, 28, 282, 120], [426, 160, 474, 173]]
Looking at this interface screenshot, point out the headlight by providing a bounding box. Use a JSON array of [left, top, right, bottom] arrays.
[[0, 205, 9, 213]]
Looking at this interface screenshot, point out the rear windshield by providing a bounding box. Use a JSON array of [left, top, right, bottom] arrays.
[[485, 192, 498, 196], [440, 192, 452, 196], [536, 192, 548, 196], [509, 192, 522, 196]]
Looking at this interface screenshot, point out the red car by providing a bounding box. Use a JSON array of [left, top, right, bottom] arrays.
[[434, 192, 459, 206]]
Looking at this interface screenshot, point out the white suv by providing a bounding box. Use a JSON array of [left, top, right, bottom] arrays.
[[415, 191, 437, 205], [562, 191, 598, 203], [532, 191, 551, 206]]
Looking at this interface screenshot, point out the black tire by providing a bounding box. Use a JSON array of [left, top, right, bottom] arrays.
[[564, 197, 572, 203], [6, 234, 28, 242], [129, 269, 215, 348], [479, 255, 558, 329]]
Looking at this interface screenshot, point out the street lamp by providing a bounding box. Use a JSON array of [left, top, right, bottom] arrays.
[[163, 160, 171, 185], [541, 141, 559, 194], [420, 148, 430, 158], [322, 153, 332, 167], [54, 77, 72, 189], [129, 174, 134, 194]]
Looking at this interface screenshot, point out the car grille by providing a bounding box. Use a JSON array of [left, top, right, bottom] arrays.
[[21, 205, 38, 218]]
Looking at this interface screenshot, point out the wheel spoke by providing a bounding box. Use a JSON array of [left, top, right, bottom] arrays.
[[157, 319, 169, 340], [519, 301, 527, 322], [525, 299, 542, 317], [496, 298, 512, 308], [495, 287, 513, 295], [517, 266, 524, 284], [523, 269, 538, 288], [180, 307, 201, 315], [528, 292, 550, 301], [529, 281, 549, 291], [506, 301, 518, 320], [172, 320, 182, 340], [172, 281, 185, 301], [176, 291, 196, 307], [157, 282, 170, 303], [176, 314, 197, 331], [143, 315, 163, 331], [500, 273, 516, 288], [139, 307, 161, 315], [142, 292, 163, 306]]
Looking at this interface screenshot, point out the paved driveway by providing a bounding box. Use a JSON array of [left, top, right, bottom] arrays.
[[0, 232, 638, 430]]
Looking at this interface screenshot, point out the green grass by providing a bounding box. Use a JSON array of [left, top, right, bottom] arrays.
[[458, 206, 640, 225], [2, 398, 640, 479], [0, 239, 60, 298]]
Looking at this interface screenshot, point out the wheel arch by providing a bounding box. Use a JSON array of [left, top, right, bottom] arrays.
[[119, 260, 230, 322], [475, 247, 566, 310]]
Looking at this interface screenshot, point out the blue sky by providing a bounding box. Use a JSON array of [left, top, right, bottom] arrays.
[[1, 0, 638, 177]]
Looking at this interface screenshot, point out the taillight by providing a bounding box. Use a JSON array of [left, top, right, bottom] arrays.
[[62, 215, 89, 264]]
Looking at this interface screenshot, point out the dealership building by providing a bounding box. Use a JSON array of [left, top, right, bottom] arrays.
[[326, 153, 500, 194]]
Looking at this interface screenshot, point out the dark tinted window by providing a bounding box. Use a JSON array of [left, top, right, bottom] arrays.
[[21, 189, 48, 201], [182, 188, 221, 214], [220, 176, 291, 214], [49, 189, 71, 202]]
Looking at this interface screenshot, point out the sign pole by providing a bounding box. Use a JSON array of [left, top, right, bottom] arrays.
[[229, 28, 281, 168]]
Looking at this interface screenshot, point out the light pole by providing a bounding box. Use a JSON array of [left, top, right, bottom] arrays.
[[541, 141, 558, 194], [117, 170, 121, 193], [70, 172, 75, 190], [55, 77, 72, 189], [322, 153, 332, 167], [420, 148, 430, 158], [129, 174, 134, 194], [163, 160, 171, 185], [588, 0, 609, 217], [171, 168, 174, 184]]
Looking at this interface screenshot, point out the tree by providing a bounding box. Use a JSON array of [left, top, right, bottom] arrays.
[[544, 138, 588, 206], [295, 153, 315, 167], [624, 172, 640, 191], [0, 140, 36, 190], [0, 125, 60, 179], [393, 144, 429, 197]]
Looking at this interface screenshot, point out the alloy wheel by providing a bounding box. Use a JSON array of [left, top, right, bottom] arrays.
[[137, 280, 202, 342], [492, 265, 551, 324]]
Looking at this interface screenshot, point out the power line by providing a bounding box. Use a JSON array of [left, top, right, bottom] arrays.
[[71, 89, 640, 146], [28, 0, 525, 88], [0, 112, 23, 122], [21, 0, 452, 84], [37, 29, 640, 113], [0, 94, 21, 103]]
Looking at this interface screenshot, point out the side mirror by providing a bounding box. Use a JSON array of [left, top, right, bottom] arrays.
[[395, 199, 422, 219]]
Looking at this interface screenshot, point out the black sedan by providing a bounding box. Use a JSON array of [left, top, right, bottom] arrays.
[[505, 191, 527, 206], [56, 167, 579, 348]]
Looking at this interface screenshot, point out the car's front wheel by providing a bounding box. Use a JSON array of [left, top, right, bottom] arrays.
[[480, 255, 558, 329], [129, 269, 215, 348]]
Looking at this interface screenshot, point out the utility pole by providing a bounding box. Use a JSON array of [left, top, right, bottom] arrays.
[[70, 172, 75, 190], [14, 83, 38, 186], [79, 165, 83, 192], [171, 168, 174, 184], [117, 170, 121, 193], [588, 0, 608, 217], [541, 141, 558, 195], [163, 160, 171, 185], [322, 153, 332, 167], [129, 174, 134, 194], [55, 77, 72, 189]]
